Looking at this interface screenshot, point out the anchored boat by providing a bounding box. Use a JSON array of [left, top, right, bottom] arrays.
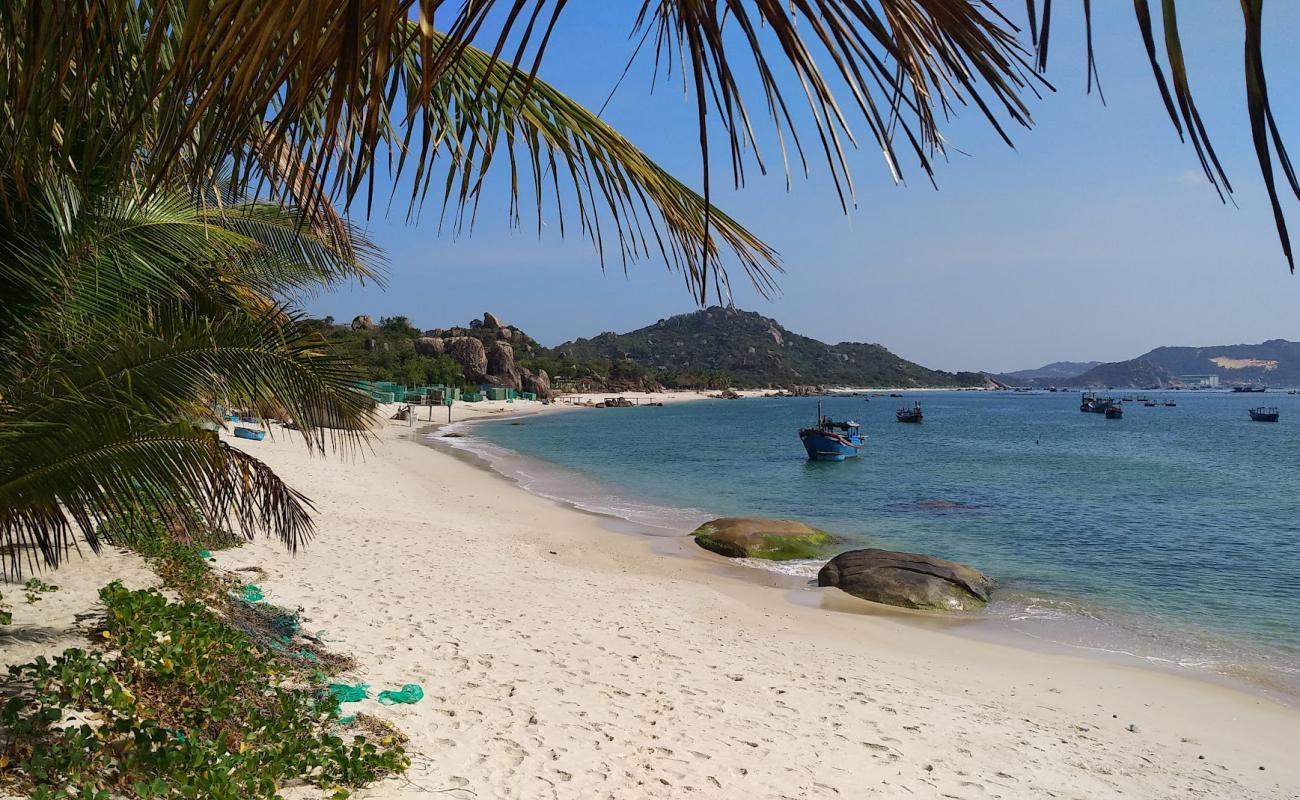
[[895, 401, 923, 423], [1249, 406, 1280, 422], [1105, 405, 1123, 419], [799, 400, 864, 461]]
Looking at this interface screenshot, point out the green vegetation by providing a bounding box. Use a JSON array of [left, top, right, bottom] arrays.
[[22, 579, 58, 605], [311, 317, 467, 389], [556, 308, 991, 389], [0, 507, 405, 799], [0, 584, 406, 799]]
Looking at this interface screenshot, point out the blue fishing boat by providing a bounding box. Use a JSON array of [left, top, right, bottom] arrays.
[[233, 426, 265, 441], [799, 400, 864, 461]]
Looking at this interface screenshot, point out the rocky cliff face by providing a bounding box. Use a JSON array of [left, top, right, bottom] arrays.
[[420, 313, 554, 397]]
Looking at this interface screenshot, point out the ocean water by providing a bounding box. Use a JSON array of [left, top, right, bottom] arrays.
[[453, 392, 1300, 697]]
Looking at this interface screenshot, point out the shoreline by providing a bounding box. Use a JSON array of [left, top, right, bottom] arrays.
[[9, 403, 1298, 798], [431, 405, 1300, 711]]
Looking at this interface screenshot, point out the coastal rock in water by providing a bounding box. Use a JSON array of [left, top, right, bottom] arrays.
[[817, 549, 993, 611], [351, 314, 374, 331], [693, 517, 835, 561], [414, 336, 445, 356], [445, 337, 488, 382], [483, 311, 507, 330]]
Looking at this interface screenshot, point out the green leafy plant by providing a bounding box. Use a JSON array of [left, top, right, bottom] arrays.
[[0, 584, 406, 799], [22, 579, 58, 604]]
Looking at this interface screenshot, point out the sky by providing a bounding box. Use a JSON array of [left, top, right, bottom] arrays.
[[307, 3, 1300, 374]]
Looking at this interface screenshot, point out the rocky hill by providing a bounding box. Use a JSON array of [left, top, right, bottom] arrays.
[[552, 307, 997, 389], [1137, 339, 1300, 386], [1000, 361, 1100, 382], [998, 339, 1300, 388], [1068, 358, 1180, 389]]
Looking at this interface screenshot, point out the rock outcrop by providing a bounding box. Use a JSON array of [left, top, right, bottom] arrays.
[[693, 518, 835, 561], [817, 549, 993, 611], [521, 368, 551, 398], [351, 314, 374, 331], [414, 337, 445, 356], [445, 337, 488, 382], [483, 311, 507, 330]]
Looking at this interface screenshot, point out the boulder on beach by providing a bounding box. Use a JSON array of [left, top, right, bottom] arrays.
[[816, 548, 993, 611], [693, 517, 835, 561]]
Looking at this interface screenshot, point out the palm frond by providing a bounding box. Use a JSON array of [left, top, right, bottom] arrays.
[[0, 419, 314, 578]]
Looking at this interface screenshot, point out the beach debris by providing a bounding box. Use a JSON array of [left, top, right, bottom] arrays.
[[238, 584, 265, 603], [692, 517, 836, 561], [817, 548, 994, 611], [328, 682, 371, 703], [377, 684, 425, 705]]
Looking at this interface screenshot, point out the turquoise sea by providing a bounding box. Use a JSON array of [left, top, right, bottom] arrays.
[[453, 391, 1300, 698]]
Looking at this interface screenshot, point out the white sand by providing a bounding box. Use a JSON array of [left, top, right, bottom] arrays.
[[5, 403, 1299, 799]]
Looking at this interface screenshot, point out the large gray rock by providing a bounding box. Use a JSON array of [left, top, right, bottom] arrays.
[[483, 311, 507, 330], [817, 549, 994, 611], [445, 337, 488, 381], [487, 340, 516, 376], [414, 337, 445, 356], [350, 314, 374, 331], [521, 368, 552, 399]]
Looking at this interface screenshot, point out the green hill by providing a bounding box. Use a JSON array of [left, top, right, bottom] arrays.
[[552, 307, 995, 389]]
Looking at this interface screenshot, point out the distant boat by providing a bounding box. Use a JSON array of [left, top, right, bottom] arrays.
[[1121, 396, 1134, 402], [1105, 405, 1123, 419], [234, 426, 265, 441], [1135, 395, 1150, 402], [1249, 406, 1280, 422], [799, 400, 865, 461], [896, 401, 923, 423], [1164, 399, 1177, 407], [1080, 392, 1116, 414], [1144, 400, 1158, 407], [889, 393, 904, 398], [1232, 385, 1267, 393]]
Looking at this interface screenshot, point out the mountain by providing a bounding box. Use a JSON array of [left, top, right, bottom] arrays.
[[1137, 339, 1300, 386], [552, 307, 997, 389], [998, 339, 1300, 388], [1069, 358, 1180, 389], [1001, 361, 1100, 382]]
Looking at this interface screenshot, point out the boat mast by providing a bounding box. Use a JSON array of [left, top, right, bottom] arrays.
[[816, 398, 823, 427]]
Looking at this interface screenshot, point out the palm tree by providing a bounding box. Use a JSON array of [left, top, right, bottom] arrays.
[[0, 185, 383, 575], [0, 4, 776, 574]]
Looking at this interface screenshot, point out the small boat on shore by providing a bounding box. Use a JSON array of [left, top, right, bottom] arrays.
[[234, 426, 266, 441], [1249, 407, 1280, 422], [896, 401, 923, 423], [1105, 405, 1123, 419], [799, 400, 864, 461]]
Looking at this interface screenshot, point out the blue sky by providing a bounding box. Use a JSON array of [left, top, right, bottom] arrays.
[[309, 3, 1300, 373]]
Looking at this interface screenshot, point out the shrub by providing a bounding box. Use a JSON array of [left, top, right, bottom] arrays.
[[0, 583, 406, 799]]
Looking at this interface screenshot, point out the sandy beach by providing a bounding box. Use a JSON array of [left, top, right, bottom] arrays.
[[6, 399, 1300, 799]]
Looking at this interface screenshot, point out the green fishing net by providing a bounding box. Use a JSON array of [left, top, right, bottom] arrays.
[[238, 584, 264, 603], [197, 549, 211, 559], [327, 682, 370, 703], [377, 684, 424, 705]]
